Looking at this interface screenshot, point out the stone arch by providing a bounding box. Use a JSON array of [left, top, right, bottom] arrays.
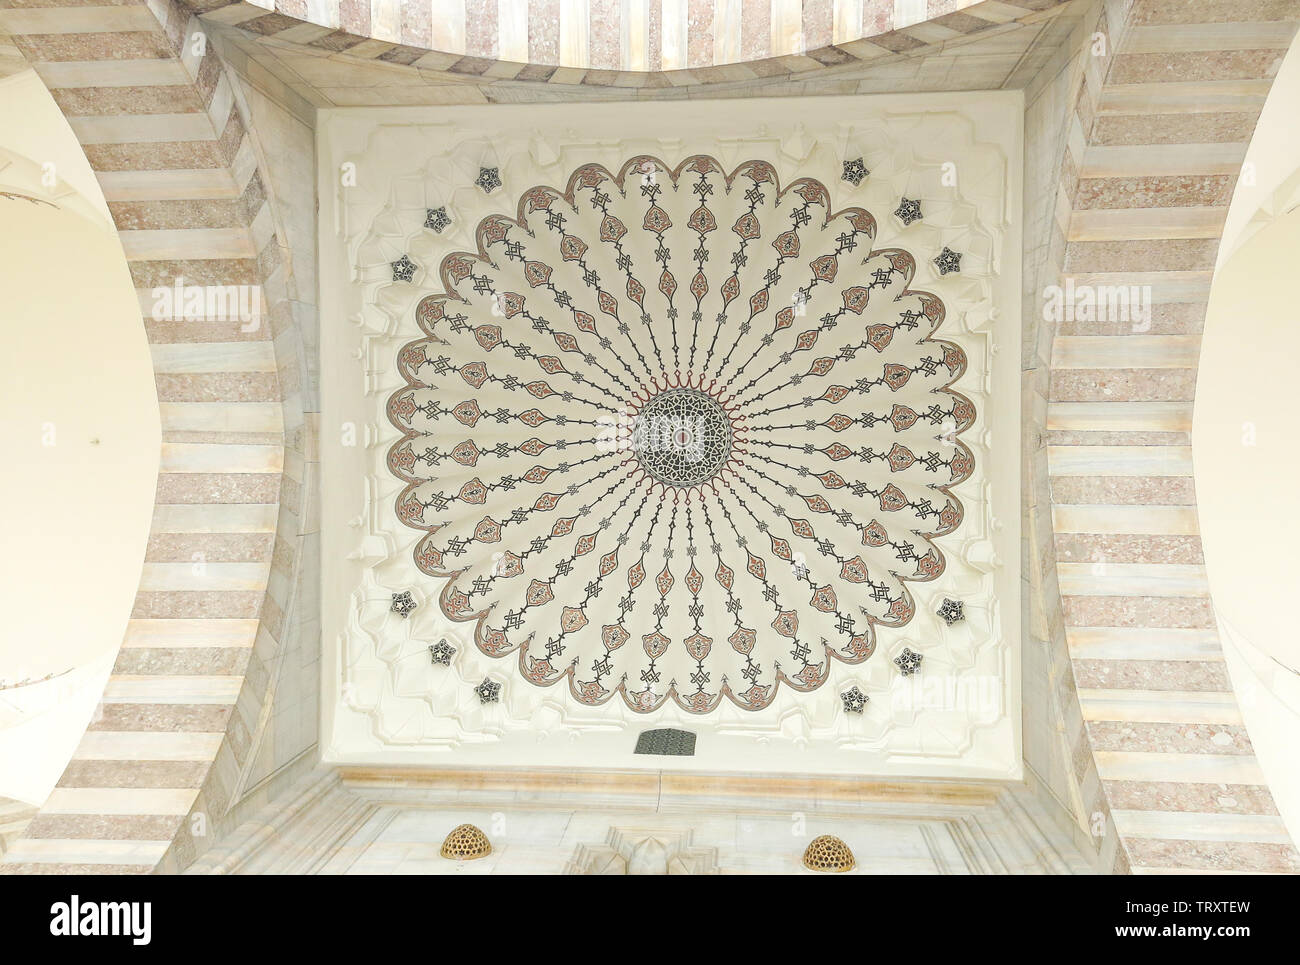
[[184, 0, 1069, 86], [0, 0, 314, 874], [1039, 0, 1300, 873]]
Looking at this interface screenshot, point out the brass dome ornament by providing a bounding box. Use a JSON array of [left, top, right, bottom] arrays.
[[802, 835, 855, 873], [441, 823, 492, 861]]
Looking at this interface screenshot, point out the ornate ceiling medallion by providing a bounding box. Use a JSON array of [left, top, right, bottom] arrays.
[[387, 155, 975, 716], [630, 383, 737, 490]]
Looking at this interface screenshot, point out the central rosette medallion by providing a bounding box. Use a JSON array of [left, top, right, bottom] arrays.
[[628, 383, 737, 490]]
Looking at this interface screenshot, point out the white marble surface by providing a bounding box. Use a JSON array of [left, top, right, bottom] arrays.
[[326, 804, 959, 874]]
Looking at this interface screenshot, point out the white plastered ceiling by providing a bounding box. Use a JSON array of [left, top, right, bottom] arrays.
[[318, 92, 1023, 780]]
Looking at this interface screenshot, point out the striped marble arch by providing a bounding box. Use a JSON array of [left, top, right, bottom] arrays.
[[1038, 0, 1300, 874], [0, 0, 316, 874], [188, 0, 1071, 80]]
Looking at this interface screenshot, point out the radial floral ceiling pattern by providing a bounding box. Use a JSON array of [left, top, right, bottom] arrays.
[[387, 155, 975, 714]]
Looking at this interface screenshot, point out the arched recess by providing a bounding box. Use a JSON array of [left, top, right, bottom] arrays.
[[1043, 0, 1300, 873], [188, 0, 1068, 84], [1193, 27, 1300, 847], [0, 79, 159, 810], [0, 0, 315, 874]]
